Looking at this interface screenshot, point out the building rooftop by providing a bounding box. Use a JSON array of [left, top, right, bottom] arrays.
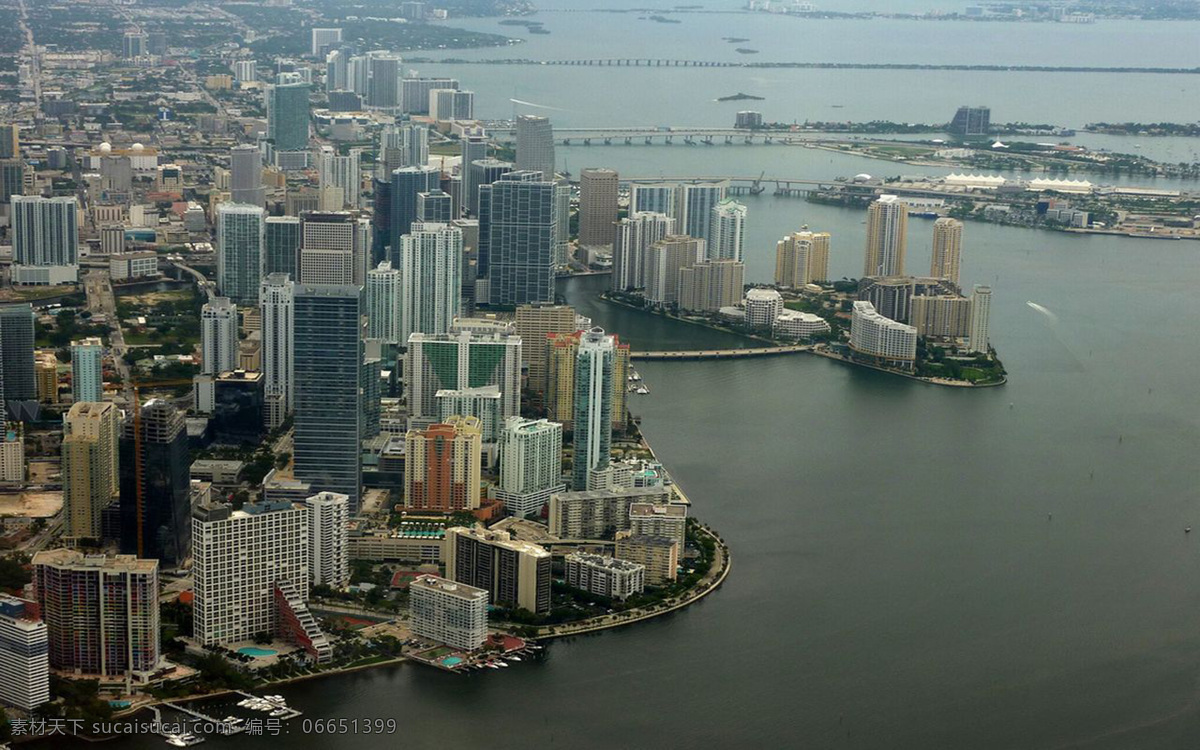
[[411, 574, 488, 600], [32, 549, 158, 574], [449, 526, 550, 558], [566, 552, 645, 573], [629, 503, 687, 520]]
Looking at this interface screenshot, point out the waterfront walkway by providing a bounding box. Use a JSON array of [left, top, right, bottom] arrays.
[[631, 345, 810, 361]]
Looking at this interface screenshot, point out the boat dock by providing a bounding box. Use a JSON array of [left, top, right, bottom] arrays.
[[161, 700, 244, 735]]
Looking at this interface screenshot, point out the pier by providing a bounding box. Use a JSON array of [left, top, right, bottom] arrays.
[[162, 700, 246, 734], [631, 345, 811, 361]]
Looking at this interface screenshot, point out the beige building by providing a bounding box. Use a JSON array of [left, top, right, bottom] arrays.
[[615, 532, 678, 585], [546, 330, 630, 430], [405, 416, 482, 512], [629, 502, 687, 551], [446, 526, 552, 614], [775, 229, 831, 287], [678, 259, 745, 313], [644, 235, 703, 306], [61, 402, 120, 539], [514, 303, 578, 395], [911, 295, 972, 339], [578, 168, 619, 247], [930, 217, 963, 286], [548, 486, 672, 540], [0, 424, 23, 483], [864, 195, 908, 277], [35, 352, 58, 403]]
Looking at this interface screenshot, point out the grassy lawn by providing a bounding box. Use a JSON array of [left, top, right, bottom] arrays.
[[429, 142, 461, 156]]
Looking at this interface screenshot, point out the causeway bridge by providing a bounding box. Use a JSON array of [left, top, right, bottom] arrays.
[[490, 127, 831, 146], [631, 345, 811, 361]]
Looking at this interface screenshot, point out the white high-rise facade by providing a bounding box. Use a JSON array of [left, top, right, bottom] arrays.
[[260, 274, 295, 429], [969, 284, 992, 353], [317, 145, 362, 209], [311, 28, 342, 56], [572, 329, 615, 491], [515, 115, 556, 180], [305, 492, 349, 589], [680, 182, 727, 245], [708, 199, 747, 261], [217, 204, 265, 305], [70, 337, 103, 403], [496, 417, 565, 518], [366, 261, 403, 344], [611, 212, 675, 292], [409, 575, 488, 651], [11, 195, 79, 285], [378, 123, 429, 176], [230, 144, 265, 206], [401, 222, 463, 342], [0, 595, 49, 710], [200, 297, 239, 376]]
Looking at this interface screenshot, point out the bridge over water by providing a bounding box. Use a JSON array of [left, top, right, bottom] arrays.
[[491, 127, 833, 146], [631, 345, 811, 361]]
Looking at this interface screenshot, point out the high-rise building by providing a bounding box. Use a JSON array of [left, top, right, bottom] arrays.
[[326, 49, 349, 93], [949, 105, 991, 136], [678, 259, 745, 313], [260, 274, 295, 429], [35, 352, 57, 404], [495, 417, 565, 519], [0, 423, 23, 482], [446, 526, 551, 613], [294, 284, 363, 510], [304, 492, 349, 588], [565, 553, 645, 600], [514, 303, 578, 395], [366, 261, 402, 344], [404, 417, 483, 512], [969, 284, 992, 353], [864, 195, 908, 277], [217, 204, 265, 305], [930, 217, 964, 286], [0, 124, 17, 159], [400, 77, 459, 114], [401, 222, 463, 341], [0, 304, 36, 404], [311, 28, 343, 57], [405, 331, 522, 424], [850, 301, 917, 369], [62, 402, 119, 539], [775, 229, 831, 287], [644, 235, 703, 307], [32, 550, 161, 680], [466, 158, 511, 224], [200, 297, 239, 376], [571, 328, 616, 490], [122, 32, 147, 59], [745, 288, 784, 328], [70, 337, 104, 404], [615, 533, 678, 585], [409, 575, 488, 651], [611, 212, 675, 292], [367, 54, 402, 112], [547, 486, 673, 542], [548, 329, 630, 437], [680, 182, 727, 245], [910, 295, 973, 339], [515, 115, 556, 179], [389, 166, 441, 259], [429, 88, 475, 121], [708, 199, 747, 261], [119, 400, 190, 566], [630, 182, 679, 219], [459, 137, 490, 217], [378, 123, 428, 177], [482, 171, 559, 306], [436, 387, 502, 447], [0, 159, 27, 206], [416, 190, 453, 223], [578, 168, 619, 247], [317, 145, 362, 209], [11, 196, 79, 285], [230, 144, 265, 206], [629, 503, 687, 551], [0, 595, 49, 710], [299, 211, 366, 286], [267, 80, 311, 156], [264, 216, 302, 277]]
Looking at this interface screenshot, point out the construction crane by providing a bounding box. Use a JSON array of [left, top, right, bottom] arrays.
[[129, 378, 194, 557]]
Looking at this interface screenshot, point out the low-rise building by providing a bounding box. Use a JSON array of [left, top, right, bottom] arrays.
[[565, 552, 645, 600], [773, 310, 830, 340], [109, 251, 159, 281], [547, 486, 672, 540], [410, 574, 488, 651], [629, 502, 687, 551]]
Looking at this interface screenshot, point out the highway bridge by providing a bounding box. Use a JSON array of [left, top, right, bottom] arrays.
[[631, 345, 811, 361], [491, 127, 829, 146]]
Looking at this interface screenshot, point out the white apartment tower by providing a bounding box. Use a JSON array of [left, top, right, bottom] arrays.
[[708, 199, 747, 261], [864, 195, 908, 278], [200, 297, 240, 376], [366, 260, 403, 344], [260, 274, 295, 430], [931, 217, 964, 286], [305, 492, 349, 589], [70, 337, 104, 403], [496, 417, 565, 518], [969, 284, 992, 353], [401, 222, 463, 342], [409, 575, 488, 651]]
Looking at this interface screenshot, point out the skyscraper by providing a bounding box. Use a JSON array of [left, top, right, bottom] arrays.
[[366, 260, 402, 344], [267, 80, 311, 161], [401, 222, 463, 341], [579, 168, 619, 247], [400, 77, 459, 114], [467, 160, 513, 260], [325, 49, 349, 93], [406, 331, 522, 425], [515, 115, 556, 180], [708, 199, 747, 261], [304, 492, 349, 588], [678, 259, 746, 313], [572, 328, 616, 490], [405, 417, 483, 512], [630, 182, 679, 219], [389, 166, 441, 259], [496, 417, 565, 519], [969, 284, 992, 353], [644, 235, 703, 306], [680, 182, 727, 245], [11, 196, 79, 285], [775, 229, 831, 287], [548, 330, 630, 436], [0, 124, 17, 159], [949, 105, 991, 136], [70, 337, 103, 403], [0, 595, 49, 711], [217, 204, 265, 305], [446, 526, 551, 614], [417, 190, 453, 222], [62, 401, 119, 539], [311, 27, 343, 57], [483, 171, 559, 306], [367, 54, 402, 112], [293, 284, 363, 510], [514, 303, 579, 396], [260, 274, 295, 430], [200, 297, 239, 376], [611, 212, 675, 292], [864, 195, 908, 278], [299, 211, 363, 285], [230, 144, 265, 206], [0, 303, 36, 405], [119, 399, 190, 566], [378, 122, 429, 176], [317, 145, 362, 209], [264, 215, 302, 277], [459, 137, 490, 217], [429, 89, 475, 121], [931, 217, 964, 286]]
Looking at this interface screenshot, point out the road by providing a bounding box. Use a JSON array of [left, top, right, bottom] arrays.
[[84, 269, 134, 403], [16, 0, 40, 111]]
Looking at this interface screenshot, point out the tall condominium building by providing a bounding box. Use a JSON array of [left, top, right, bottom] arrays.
[[230, 144, 265, 206], [366, 260, 402, 344], [708, 199, 747, 261], [11, 196, 79, 285], [864, 195, 908, 278], [35, 352, 57, 404], [400, 77, 459, 115], [0, 123, 17, 158], [410, 575, 488, 651], [326, 50, 349, 93], [317, 146, 362, 209], [32, 550, 161, 680], [367, 54, 403, 112], [615, 533, 678, 585], [630, 182, 679, 219], [0, 595, 49, 710], [234, 61, 258, 85], [850, 301, 917, 369], [571, 328, 617, 490], [465, 158, 511, 224], [299, 211, 365, 286], [405, 331, 522, 424], [119, 399, 190, 566], [62, 402, 119, 539], [949, 105, 991, 136], [267, 80, 311, 157], [311, 27, 343, 57], [401, 222, 463, 342], [429, 88, 475, 121], [0, 159, 27, 208], [405, 417, 483, 512], [495, 417, 565, 518], [0, 304, 35, 404], [678, 259, 745, 313], [629, 502, 688, 551], [969, 284, 992, 353], [70, 336, 103, 403], [217, 204, 265, 305], [446, 526, 552, 614], [565, 553, 645, 600], [680, 182, 727, 245], [260, 274, 295, 429], [578, 168, 619, 247], [745, 288, 784, 328], [547, 329, 629, 435], [644, 235, 703, 306], [371, 177, 392, 265], [930, 217, 964, 286], [611, 212, 675, 292], [514, 115, 556, 180], [436, 386, 502, 445], [304, 492, 349, 588], [481, 171, 559, 306], [378, 123, 429, 177], [417, 190, 453, 222], [0, 424, 22, 482], [389, 166, 441, 258], [514, 303, 578, 395], [775, 229, 831, 287], [264, 215, 302, 277], [294, 284, 363, 510], [459, 137, 490, 217], [200, 297, 239, 376], [910, 295, 973, 339]]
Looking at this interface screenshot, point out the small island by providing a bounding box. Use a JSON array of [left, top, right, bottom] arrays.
[[717, 92, 765, 101], [723, 37, 751, 43], [735, 48, 760, 54], [647, 15, 683, 24]]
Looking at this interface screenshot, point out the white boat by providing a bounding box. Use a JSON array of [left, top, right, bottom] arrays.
[[497, 661, 509, 667], [165, 735, 187, 747], [509, 655, 522, 662], [487, 663, 500, 669], [269, 709, 288, 717], [636, 386, 649, 394]]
